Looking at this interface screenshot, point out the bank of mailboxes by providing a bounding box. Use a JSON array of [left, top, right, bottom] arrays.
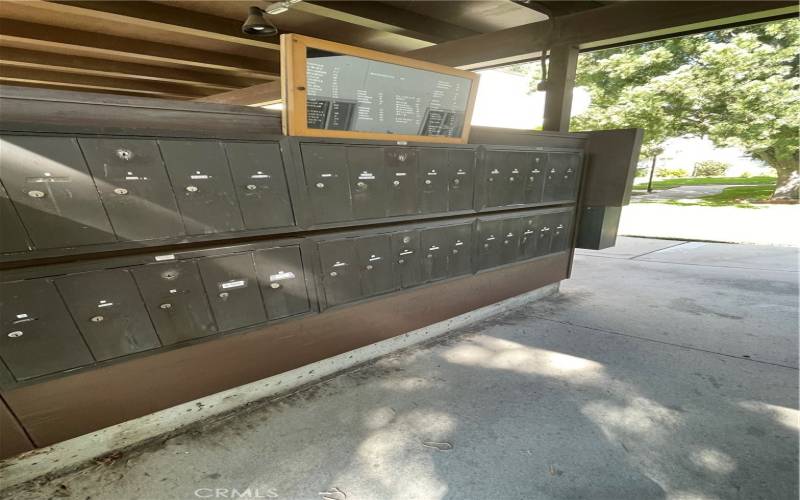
[[0, 244, 312, 381], [0, 135, 294, 255]]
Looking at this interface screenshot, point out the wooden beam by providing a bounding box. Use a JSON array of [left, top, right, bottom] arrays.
[[542, 45, 579, 132], [407, 1, 798, 68], [0, 19, 280, 78], [196, 81, 282, 106], [0, 66, 210, 99], [294, 1, 478, 44], [0, 47, 267, 91], [12, 1, 280, 51]]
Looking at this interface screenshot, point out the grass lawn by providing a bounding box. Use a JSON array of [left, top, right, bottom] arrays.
[[632, 176, 776, 190]]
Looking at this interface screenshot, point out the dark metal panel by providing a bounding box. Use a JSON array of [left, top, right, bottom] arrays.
[[576, 205, 622, 250], [522, 152, 547, 204], [356, 234, 395, 298], [446, 148, 475, 211], [224, 142, 295, 230], [483, 150, 525, 208], [198, 253, 266, 332], [0, 279, 93, 380], [346, 146, 387, 220], [78, 138, 185, 241], [543, 152, 582, 202], [499, 217, 523, 264], [420, 227, 449, 282], [300, 143, 352, 224], [391, 230, 423, 288], [158, 140, 244, 235], [519, 214, 542, 260], [0, 395, 33, 459], [418, 148, 448, 214], [581, 128, 644, 206], [56, 269, 161, 361], [549, 210, 574, 253], [0, 135, 115, 249], [0, 181, 31, 254], [469, 126, 588, 149], [385, 147, 419, 217], [318, 238, 361, 307], [131, 261, 217, 345], [475, 218, 504, 270], [253, 246, 310, 320], [443, 223, 473, 277]]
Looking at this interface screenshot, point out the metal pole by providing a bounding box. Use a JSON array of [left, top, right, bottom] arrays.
[[647, 155, 657, 193]]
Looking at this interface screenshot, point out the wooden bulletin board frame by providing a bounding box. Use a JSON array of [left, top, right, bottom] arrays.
[[280, 34, 480, 144]]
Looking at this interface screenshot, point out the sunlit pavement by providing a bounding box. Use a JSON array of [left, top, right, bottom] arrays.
[[6, 238, 798, 500]]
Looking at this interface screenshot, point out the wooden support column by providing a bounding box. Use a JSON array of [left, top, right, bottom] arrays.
[[542, 44, 579, 132]]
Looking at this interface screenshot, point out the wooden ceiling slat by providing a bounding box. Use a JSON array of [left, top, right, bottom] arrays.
[[0, 80, 198, 99], [0, 19, 279, 78], [195, 81, 282, 106]]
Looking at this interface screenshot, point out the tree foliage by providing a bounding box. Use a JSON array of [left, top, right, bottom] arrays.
[[569, 19, 799, 199]]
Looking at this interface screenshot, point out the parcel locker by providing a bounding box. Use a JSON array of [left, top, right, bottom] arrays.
[[522, 153, 547, 204], [385, 147, 419, 216], [198, 253, 266, 332], [519, 215, 542, 260], [79, 138, 184, 241], [253, 246, 310, 320], [442, 223, 473, 277], [347, 146, 387, 220], [318, 239, 361, 307], [0, 279, 93, 380], [483, 150, 525, 208], [0, 181, 31, 254], [420, 227, 449, 282], [0, 135, 115, 249], [300, 144, 352, 224], [475, 219, 505, 270], [446, 149, 475, 211], [158, 140, 244, 235], [355, 235, 395, 297], [131, 261, 217, 345], [56, 269, 161, 361], [224, 142, 294, 230], [543, 153, 582, 202], [418, 148, 448, 214], [391, 230, 423, 288]]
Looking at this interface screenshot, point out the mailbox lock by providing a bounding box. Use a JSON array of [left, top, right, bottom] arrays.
[[90, 315, 104, 323], [329, 271, 338, 277], [402, 236, 411, 244], [186, 185, 199, 193], [7, 331, 23, 338], [28, 190, 45, 198], [161, 271, 178, 280], [504, 240, 510, 244], [365, 264, 373, 271], [453, 179, 460, 185], [356, 181, 367, 189], [159, 303, 172, 310], [483, 243, 490, 248], [218, 292, 229, 300], [488, 177, 494, 183], [452, 249, 459, 254], [270, 282, 281, 289], [116, 148, 134, 160], [397, 152, 408, 162], [315, 182, 325, 189], [426, 253, 433, 259], [246, 184, 258, 191], [114, 188, 129, 195], [398, 258, 405, 264], [425, 179, 432, 185], [509, 176, 515, 182], [393, 180, 401, 187]]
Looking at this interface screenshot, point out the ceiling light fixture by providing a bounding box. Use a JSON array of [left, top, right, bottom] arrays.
[[242, 6, 278, 36], [265, 0, 302, 15]]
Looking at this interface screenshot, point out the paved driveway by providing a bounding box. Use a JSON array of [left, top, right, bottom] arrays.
[[5, 238, 798, 500], [634, 185, 740, 201]]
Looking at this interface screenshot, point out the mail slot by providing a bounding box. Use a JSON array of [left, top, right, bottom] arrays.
[[159, 140, 244, 235], [443, 223, 473, 277], [0, 135, 115, 249], [131, 261, 217, 345], [301, 144, 352, 224], [476, 218, 504, 270], [523, 153, 547, 204], [0, 181, 31, 254], [347, 146, 386, 220], [356, 234, 395, 297], [318, 238, 361, 307], [446, 149, 475, 211], [79, 138, 184, 242], [198, 253, 266, 332], [224, 142, 294, 230], [253, 246, 310, 320], [56, 269, 161, 361], [419, 148, 448, 214], [391, 230, 423, 288], [420, 227, 449, 282], [544, 153, 582, 202], [0, 279, 94, 380], [385, 147, 419, 216]]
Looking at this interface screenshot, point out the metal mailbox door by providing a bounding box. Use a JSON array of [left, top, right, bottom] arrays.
[[536, 214, 555, 257], [519, 215, 541, 260], [356, 234, 395, 297], [385, 147, 419, 217], [300, 144, 352, 224], [79, 138, 184, 241], [522, 152, 547, 204], [0, 279, 93, 380], [391, 230, 422, 288], [447, 149, 475, 211], [476, 219, 504, 270], [0, 135, 115, 249], [549, 211, 573, 253], [420, 227, 449, 282], [131, 261, 217, 345], [224, 142, 294, 230], [0, 181, 31, 254], [499, 218, 523, 264], [347, 146, 386, 220], [443, 224, 473, 277], [56, 269, 161, 361], [198, 253, 266, 332], [253, 246, 310, 320], [418, 148, 448, 214], [544, 153, 582, 202], [158, 140, 244, 235], [483, 151, 523, 208], [318, 239, 361, 307]]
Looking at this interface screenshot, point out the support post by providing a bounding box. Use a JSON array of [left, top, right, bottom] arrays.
[[542, 44, 579, 132]]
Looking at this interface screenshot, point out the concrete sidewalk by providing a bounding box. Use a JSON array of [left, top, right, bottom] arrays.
[[4, 238, 798, 500]]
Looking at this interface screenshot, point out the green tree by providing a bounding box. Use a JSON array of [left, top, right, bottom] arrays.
[[568, 18, 799, 200]]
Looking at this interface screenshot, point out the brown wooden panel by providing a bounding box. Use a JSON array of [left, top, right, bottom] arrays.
[[0, 395, 34, 459], [4, 254, 568, 447]]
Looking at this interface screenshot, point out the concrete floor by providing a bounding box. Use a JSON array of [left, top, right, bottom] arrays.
[[6, 238, 799, 500]]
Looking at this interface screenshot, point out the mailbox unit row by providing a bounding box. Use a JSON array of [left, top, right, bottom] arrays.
[[0, 134, 582, 259], [0, 207, 573, 385]]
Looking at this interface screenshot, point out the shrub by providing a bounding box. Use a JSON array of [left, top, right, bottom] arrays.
[[694, 160, 729, 177], [656, 168, 689, 178]]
